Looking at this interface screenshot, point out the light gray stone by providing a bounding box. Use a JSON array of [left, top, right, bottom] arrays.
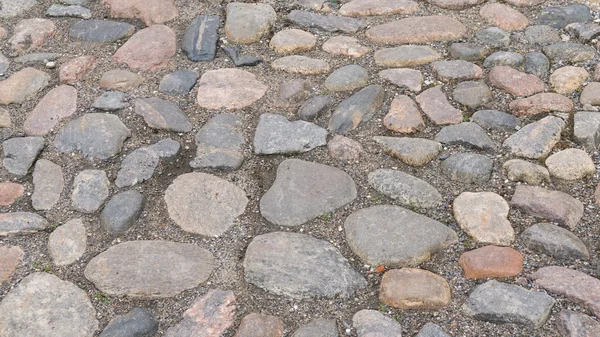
[[325, 65, 368, 91], [115, 147, 159, 188], [368, 169, 442, 209], [574, 111, 600, 151], [14, 52, 61, 65], [225, 3, 276, 43], [536, 4, 592, 29], [46, 4, 91, 18], [416, 323, 451, 337], [352, 310, 403, 337], [48, 218, 86, 266], [476, 27, 510, 47], [71, 170, 109, 213], [453, 81, 493, 110], [92, 92, 127, 111], [0, 0, 37, 18], [503, 159, 550, 185], [298, 95, 332, 121], [2, 136, 44, 176], [525, 25, 560, 44], [148, 138, 180, 158], [525, 52, 550, 78], [100, 190, 144, 234], [543, 42, 596, 63], [292, 318, 337, 337], [254, 113, 327, 155], [483, 51, 524, 68], [503, 116, 565, 159], [32, 159, 64, 210]]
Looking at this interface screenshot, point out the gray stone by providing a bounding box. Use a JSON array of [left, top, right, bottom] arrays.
[[46, 4, 91, 18], [84, 241, 216, 298], [182, 15, 219, 62], [511, 185, 584, 229], [272, 55, 330, 74], [0, 273, 98, 337], [100, 308, 157, 337], [476, 27, 510, 47], [69, 20, 134, 43], [522, 223, 590, 261], [55, 113, 131, 160], [373, 136, 441, 167], [328, 135, 364, 161], [463, 280, 555, 328], [115, 147, 159, 188], [0, 212, 48, 236], [416, 323, 451, 337], [260, 159, 357, 227], [453, 81, 493, 109], [328, 85, 384, 134], [543, 42, 596, 63], [441, 153, 493, 183], [435, 122, 496, 151], [100, 190, 144, 234], [483, 51, 524, 68], [449, 43, 488, 61], [0, 53, 9, 74], [71, 170, 109, 213], [574, 111, 600, 151], [566, 22, 600, 41], [503, 159, 550, 185], [159, 70, 198, 96], [244, 232, 367, 299], [14, 52, 61, 65], [2, 136, 44, 176], [432, 60, 483, 82], [503, 116, 565, 159], [368, 169, 442, 209], [164, 172, 248, 237], [345, 205, 457, 267], [254, 113, 327, 155], [298, 95, 332, 121], [292, 319, 337, 337], [557, 310, 600, 337], [190, 114, 244, 170], [353, 310, 403, 337], [374, 45, 440, 68], [221, 46, 263, 67], [32, 159, 64, 211], [546, 148, 595, 180], [62, 0, 88, 4], [325, 65, 368, 92], [525, 25, 560, 44], [0, 0, 37, 18], [225, 3, 276, 44], [287, 10, 366, 33], [378, 68, 422, 91], [524, 52, 550, 78], [48, 218, 86, 266], [148, 139, 179, 158], [134, 98, 192, 132], [471, 109, 518, 131], [536, 4, 592, 29], [92, 92, 127, 111]]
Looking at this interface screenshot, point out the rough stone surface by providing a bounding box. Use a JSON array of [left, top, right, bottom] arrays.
[[270, 29, 316, 54], [503, 159, 550, 185], [353, 310, 403, 337], [134, 97, 192, 132], [434, 122, 495, 151], [182, 15, 219, 62], [459, 246, 523, 279], [373, 136, 441, 167], [23, 85, 78, 136], [92, 92, 127, 111], [380, 268, 451, 310], [550, 66, 589, 94], [13, 52, 60, 66], [196, 69, 267, 109], [521, 223, 590, 261], [366, 16, 466, 44], [225, 3, 276, 43], [100, 308, 158, 337], [100, 190, 144, 234], [545, 148, 595, 180], [2, 136, 44, 176], [476, 27, 510, 47], [71, 170, 109, 213], [503, 116, 565, 159], [0, 246, 24, 283], [114, 147, 159, 188], [340, 0, 419, 16], [416, 323, 451, 337], [101, 0, 178, 26], [274, 79, 310, 108], [113, 25, 176, 71], [489, 66, 545, 97], [471, 109, 518, 131], [441, 153, 493, 183], [0, 0, 37, 18], [375, 46, 440, 68], [581, 82, 600, 106], [69, 20, 134, 43], [453, 81, 494, 109], [221, 46, 263, 67], [32, 159, 64, 211], [328, 85, 384, 134], [159, 70, 198, 96], [0, 67, 50, 105], [48, 218, 86, 266], [383, 95, 425, 133], [454, 192, 514, 245], [322, 36, 371, 57], [483, 51, 524, 68], [0, 212, 48, 236], [416, 86, 462, 125], [368, 169, 442, 209], [511, 185, 584, 229], [9, 18, 55, 53], [325, 65, 368, 92], [234, 313, 284, 337], [272, 55, 330, 74], [254, 113, 327, 155], [292, 318, 338, 337], [432, 60, 483, 82], [525, 52, 550, 78], [536, 4, 592, 29], [46, 4, 91, 18], [480, 3, 529, 31], [0, 182, 24, 206], [574, 111, 600, 151], [99, 69, 143, 91], [557, 310, 600, 337], [379, 68, 422, 92], [287, 10, 366, 34], [59, 56, 96, 84], [298, 95, 332, 121], [543, 42, 596, 63], [328, 135, 364, 161], [449, 43, 488, 61], [525, 25, 560, 44], [190, 114, 245, 170]]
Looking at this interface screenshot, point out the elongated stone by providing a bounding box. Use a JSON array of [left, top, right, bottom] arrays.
[[287, 10, 366, 33], [366, 16, 466, 44], [69, 20, 134, 43], [328, 85, 384, 134], [253, 113, 327, 155], [182, 15, 220, 62], [511, 185, 583, 229], [374, 46, 440, 68], [522, 223, 590, 261], [134, 98, 192, 132], [23, 85, 77, 136], [0, 212, 48, 236], [32, 159, 64, 211], [416, 86, 462, 125]]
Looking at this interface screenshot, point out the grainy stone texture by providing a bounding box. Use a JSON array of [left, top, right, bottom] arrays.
[[0, 182, 24, 206], [454, 192, 514, 245], [471, 110, 518, 131], [339, 0, 419, 16], [32, 159, 64, 211], [99, 69, 143, 91], [480, 3, 529, 31], [574, 111, 600, 151], [434, 122, 495, 151], [0, 246, 24, 283], [416, 86, 462, 125], [488, 66, 545, 97], [69, 20, 134, 43], [503, 159, 550, 185], [48, 218, 86, 266], [287, 10, 366, 34], [70, 170, 110, 213], [375, 46, 440, 68], [441, 153, 493, 183], [165, 290, 235, 337], [23, 85, 77, 136], [235, 313, 284, 337], [503, 116, 565, 159], [190, 114, 245, 170], [182, 15, 220, 62], [373, 136, 441, 167], [368, 169, 442, 208], [383, 95, 425, 133], [328, 135, 363, 161], [322, 36, 371, 57], [353, 310, 403, 337], [328, 85, 384, 134], [272, 55, 330, 74], [545, 148, 596, 180], [100, 308, 158, 337], [112, 25, 176, 71], [2, 136, 44, 176], [366, 16, 466, 44], [521, 223, 590, 261], [196, 69, 267, 110], [557, 310, 600, 337], [225, 3, 276, 44], [134, 97, 192, 132], [59, 56, 96, 84], [0, 212, 48, 236], [0, 67, 50, 105], [379, 68, 422, 91], [101, 0, 178, 26], [270, 29, 316, 54], [380, 268, 451, 310], [292, 318, 338, 337], [9, 18, 55, 53], [253, 113, 327, 155], [511, 185, 584, 229], [100, 190, 144, 234]]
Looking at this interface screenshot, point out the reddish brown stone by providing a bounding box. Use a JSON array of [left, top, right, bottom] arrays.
[[383, 95, 425, 133], [9, 18, 55, 53], [509, 93, 574, 116], [59, 56, 96, 85], [489, 66, 545, 97], [415, 86, 462, 125], [235, 313, 284, 337], [23, 85, 78, 136], [480, 3, 529, 31], [380, 268, 451, 310], [459, 246, 523, 279], [0, 182, 24, 206], [366, 16, 466, 44], [339, 0, 419, 17], [101, 0, 178, 26], [0, 246, 24, 283], [113, 25, 176, 71], [328, 135, 364, 161]]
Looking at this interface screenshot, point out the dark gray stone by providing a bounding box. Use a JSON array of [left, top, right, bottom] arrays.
[[503, 116, 565, 159], [536, 4, 592, 29], [100, 308, 157, 337], [182, 15, 220, 62], [100, 190, 144, 235], [221, 46, 263, 66], [14, 53, 61, 65], [190, 114, 245, 170], [525, 25, 560, 44], [416, 323, 451, 337], [435, 122, 496, 150], [158, 70, 198, 96], [525, 52, 550, 78], [298, 95, 332, 121], [324, 65, 368, 92], [476, 27, 510, 47], [134, 98, 192, 132], [292, 318, 337, 337], [449, 43, 488, 61], [463, 280, 555, 328], [543, 42, 596, 63], [115, 147, 159, 188], [483, 51, 523, 68], [368, 169, 442, 209], [471, 110, 518, 131], [69, 20, 134, 43], [353, 310, 402, 337], [328, 85, 384, 134], [92, 92, 127, 111], [0, 212, 48, 236], [441, 153, 493, 183], [287, 10, 366, 33], [243, 232, 367, 299], [2, 136, 44, 176], [46, 4, 91, 18], [71, 170, 109, 213], [574, 111, 600, 151], [345, 205, 458, 267], [453, 81, 493, 110], [148, 138, 180, 158], [521, 223, 590, 261], [253, 113, 327, 155]]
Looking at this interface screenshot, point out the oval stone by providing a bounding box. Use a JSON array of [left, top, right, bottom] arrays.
[[366, 16, 466, 44]]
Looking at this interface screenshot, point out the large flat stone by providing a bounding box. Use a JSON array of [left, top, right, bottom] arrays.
[[441, 153, 492, 183], [196, 68, 267, 110], [69, 20, 134, 43], [373, 136, 441, 167], [287, 10, 366, 33], [23, 85, 77, 136], [190, 114, 245, 170], [0, 67, 50, 105], [454, 192, 514, 245], [416, 86, 462, 125], [112, 25, 176, 71], [225, 3, 276, 43], [134, 97, 192, 132], [374, 46, 440, 68], [522, 223, 590, 261], [366, 16, 466, 44], [503, 116, 565, 159], [253, 113, 327, 155]]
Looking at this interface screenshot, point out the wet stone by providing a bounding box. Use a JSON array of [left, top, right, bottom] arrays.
[[101, 0, 178, 26], [196, 69, 267, 110], [454, 192, 514, 245], [557, 310, 600, 337], [2, 136, 44, 176], [503, 159, 550, 185], [432, 60, 483, 82], [483, 51, 524, 68], [0, 212, 48, 236], [190, 114, 245, 170], [511, 185, 584, 229], [325, 64, 368, 92], [100, 190, 144, 234], [416, 86, 462, 125], [345, 205, 458, 267], [546, 148, 595, 180], [463, 280, 555, 328], [525, 25, 560, 44], [479, 3, 529, 31], [48, 218, 86, 266], [536, 4, 592, 29], [459, 246, 523, 279], [0, 67, 50, 105], [0, 182, 24, 206], [435, 122, 495, 151], [298, 95, 332, 121], [366, 16, 466, 44], [235, 313, 284, 337], [489, 66, 545, 97], [476, 27, 510, 47], [272, 55, 330, 74], [380, 268, 451, 310], [113, 25, 176, 71], [522, 223, 590, 261], [59, 55, 96, 84], [524, 52, 550, 78], [9, 18, 56, 53], [292, 318, 337, 337], [182, 15, 219, 62], [383, 95, 425, 133], [328, 85, 384, 134], [503, 116, 565, 159], [581, 82, 600, 106], [100, 308, 158, 337], [373, 136, 441, 167], [328, 135, 364, 161], [71, 170, 109, 213], [441, 153, 493, 183], [374, 45, 440, 68], [165, 290, 235, 337], [92, 92, 127, 110], [322, 36, 371, 57], [24, 85, 78, 136], [270, 29, 316, 54], [449, 43, 488, 61], [453, 81, 493, 110], [543, 42, 596, 63], [69, 20, 134, 43], [353, 310, 403, 337], [368, 169, 442, 209], [134, 97, 192, 132], [509, 93, 573, 116], [287, 10, 366, 33], [254, 113, 326, 155], [416, 323, 451, 337], [99, 69, 143, 91], [221, 46, 263, 67], [46, 4, 91, 18], [32, 159, 64, 211], [339, 0, 419, 16], [275, 79, 310, 108], [378, 68, 422, 92], [574, 111, 600, 151], [225, 3, 276, 44], [243, 232, 367, 299], [0, 246, 24, 283]]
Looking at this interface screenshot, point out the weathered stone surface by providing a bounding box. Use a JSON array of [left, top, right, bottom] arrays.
[[55, 113, 131, 160], [574, 111, 600, 151], [345, 205, 458, 267], [0, 246, 23, 283], [322, 36, 371, 57], [274, 79, 310, 108], [480, 3, 528, 31], [182, 15, 219, 62], [254, 113, 327, 155], [159, 70, 198, 96], [368, 169, 442, 209], [441, 153, 493, 183], [366, 16, 466, 44], [69, 20, 134, 43], [244, 232, 367, 299], [328, 85, 384, 134], [532, 266, 600, 318], [298, 95, 332, 121], [449, 42, 488, 61], [46, 4, 91, 18], [453, 81, 493, 109], [503, 159, 550, 185], [100, 308, 158, 337], [292, 319, 337, 337], [489, 66, 545, 97], [100, 190, 144, 234], [522, 223, 590, 261], [101, 0, 178, 26], [328, 135, 364, 161], [383, 95, 425, 133], [340, 0, 418, 16], [71, 170, 109, 213], [504, 0, 545, 6], [165, 290, 235, 337], [191, 114, 245, 170], [196, 69, 267, 109], [99, 69, 143, 91], [149, 138, 180, 158], [567, 22, 600, 41], [0, 0, 37, 18], [9, 18, 55, 53], [546, 148, 595, 180], [379, 68, 422, 92], [24, 85, 78, 136], [432, 60, 482, 82], [32, 159, 64, 211], [134, 97, 192, 132], [0, 212, 48, 236], [225, 3, 276, 43], [525, 25, 560, 44], [2, 136, 44, 176], [581, 82, 600, 106], [12, 53, 60, 66], [525, 52, 550, 78], [270, 29, 316, 54], [287, 10, 366, 33], [0, 67, 50, 104], [0, 182, 24, 206], [434, 122, 495, 151], [503, 116, 565, 159], [373, 136, 441, 167], [543, 42, 596, 63], [92, 92, 127, 111], [221, 46, 263, 67], [260, 159, 356, 226], [511, 185, 584, 229], [272, 55, 330, 74], [59, 55, 96, 84], [459, 246, 523, 279], [48, 218, 86, 266], [353, 310, 403, 337], [416, 323, 451, 337], [0, 273, 98, 337], [85, 241, 216, 298], [113, 25, 176, 71], [325, 65, 368, 92], [557, 310, 600, 337], [483, 51, 524, 68], [416, 86, 462, 125], [375, 46, 440, 68], [536, 4, 592, 29], [463, 280, 555, 328], [380, 268, 451, 310], [476, 27, 510, 47], [550, 66, 589, 94], [235, 313, 284, 337], [165, 172, 248, 237], [454, 192, 514, 245]]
